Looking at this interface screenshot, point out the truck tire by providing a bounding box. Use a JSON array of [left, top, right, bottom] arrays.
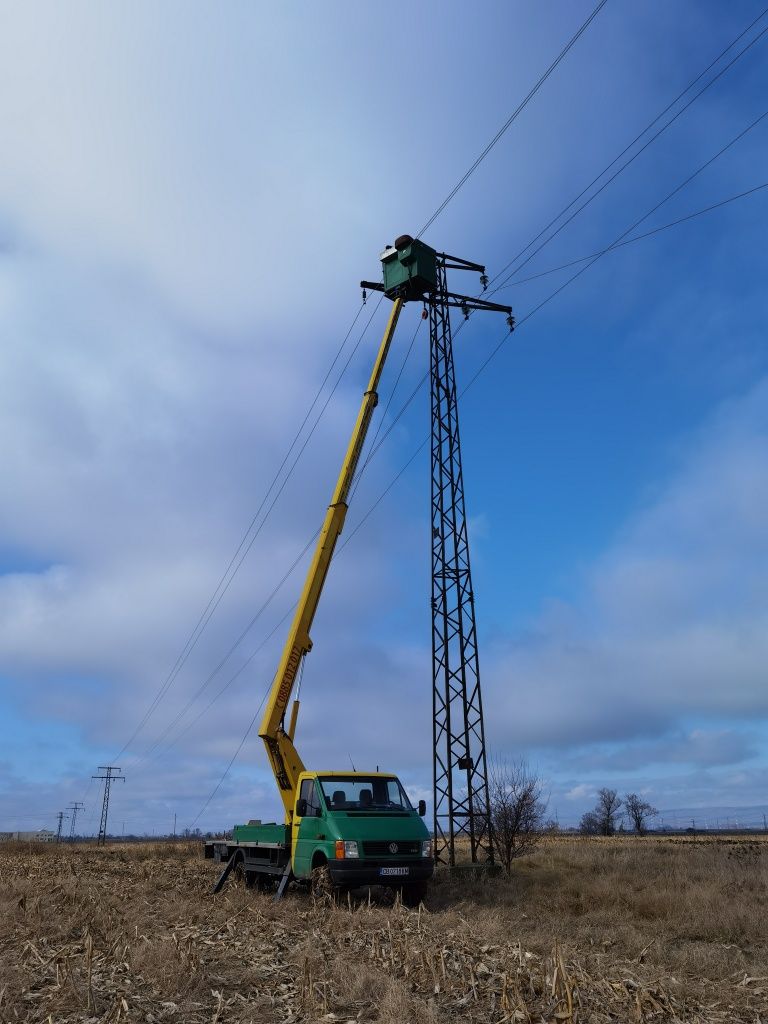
[[232, 852, 256, 889], [401, 880, 428, 907]]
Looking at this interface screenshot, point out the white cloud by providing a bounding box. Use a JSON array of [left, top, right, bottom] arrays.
[[485, 376, 768, 751]]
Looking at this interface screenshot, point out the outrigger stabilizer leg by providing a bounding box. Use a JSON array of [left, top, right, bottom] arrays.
[[274, 862, 293, 901], [212, 855, 236, 895]]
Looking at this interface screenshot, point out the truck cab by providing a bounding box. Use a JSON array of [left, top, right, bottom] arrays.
[[291, 771, 433, 898]]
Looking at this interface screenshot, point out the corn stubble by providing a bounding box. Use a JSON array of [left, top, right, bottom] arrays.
[[0, 836, 766, 1023]]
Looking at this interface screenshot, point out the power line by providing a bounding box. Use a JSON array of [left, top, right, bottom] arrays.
[[489, 10, 768, 293], [416, 0, 611, 238], [104, 2, 609, 812], [184, 329, 432, 824], [127, 534, 319, 771], [185, 102, 768, 825], [112, 298, 382, 763], [495, 181, 768, 288], [126, 302, 387, 769], [171, 15, 765, 825], [508, 107, 768, 330], [132, 309, 426, 773], [347, 31, 768, 474], [339, 109, 768, 598]]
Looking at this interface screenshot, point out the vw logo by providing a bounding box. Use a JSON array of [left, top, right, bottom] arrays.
[[388, 842, 399, 854]]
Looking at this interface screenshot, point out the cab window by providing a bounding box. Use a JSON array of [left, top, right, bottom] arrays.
[[298, 778, 322, 817]]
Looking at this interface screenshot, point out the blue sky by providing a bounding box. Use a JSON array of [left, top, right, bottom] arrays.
[[1, 1, 767, 835]]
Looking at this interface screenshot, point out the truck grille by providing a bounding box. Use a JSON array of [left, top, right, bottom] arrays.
[[362, 840, 421, 857]]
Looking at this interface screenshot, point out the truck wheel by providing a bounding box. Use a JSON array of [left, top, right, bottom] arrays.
[[232, 852, 255, 889], [401, 881, 428, 908]]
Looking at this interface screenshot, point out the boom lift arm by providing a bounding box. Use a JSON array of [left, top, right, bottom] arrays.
[[259, 299, 404, 820]]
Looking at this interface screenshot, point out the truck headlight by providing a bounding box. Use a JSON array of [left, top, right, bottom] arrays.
[[421, 840, 432, 858], [336, 840, 359, 859]]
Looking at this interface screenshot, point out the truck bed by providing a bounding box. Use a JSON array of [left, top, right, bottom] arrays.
[[204, 822, 290, 878]]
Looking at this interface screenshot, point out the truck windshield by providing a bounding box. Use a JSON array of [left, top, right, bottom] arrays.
[[318, 776, 413, 812]]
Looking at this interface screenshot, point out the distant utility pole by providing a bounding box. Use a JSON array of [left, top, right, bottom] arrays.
[[92, 766, 125, 845], [173, 812, 177, 839], [56, 811, 68, 843], [67, 802, 84, 841]]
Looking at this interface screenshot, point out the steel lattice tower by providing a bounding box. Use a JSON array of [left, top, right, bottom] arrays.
[[431, 259, 494, 866], [361, 239, 513, 867], [93, 766, 125, 845]]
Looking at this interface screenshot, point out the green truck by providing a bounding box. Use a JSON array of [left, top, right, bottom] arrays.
[[205, 771, 433, 904]]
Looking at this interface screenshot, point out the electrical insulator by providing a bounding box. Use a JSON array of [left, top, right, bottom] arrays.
[[507, 313, 516, 333], [480, 273, 488, 291]]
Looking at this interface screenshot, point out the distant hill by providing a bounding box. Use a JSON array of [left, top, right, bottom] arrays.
[[654, 804, 768, 830]]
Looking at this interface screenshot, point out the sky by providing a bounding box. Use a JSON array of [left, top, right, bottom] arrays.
[[0, 1, 767, 836]]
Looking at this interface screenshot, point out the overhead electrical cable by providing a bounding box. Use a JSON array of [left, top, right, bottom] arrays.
[[134, 315, 424, 772], [344, 109, 768, 578], [105, 1, 608, 804], [488, 12, 768, 293], [144, 602, 297, 771], [496, 181, 768, 287], [128, 300, 389, 767], [112, 297, 383, 763], [416, 0, 611, 238], [182, 98, 766, 828], [139, 0, 611, 777], [505, 107, 768, 330], [183, 106, 768, 818], [377, 10, 768, 441], [127, 532, 319, 770], [175, 10, 768, 831]]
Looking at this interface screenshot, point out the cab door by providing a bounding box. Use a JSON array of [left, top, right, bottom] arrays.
[[292, 776, 325, 877]]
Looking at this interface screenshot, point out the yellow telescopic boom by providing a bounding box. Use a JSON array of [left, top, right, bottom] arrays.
[[259, 298, 403, 820]]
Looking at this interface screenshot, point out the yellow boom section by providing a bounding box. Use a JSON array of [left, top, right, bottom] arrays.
[[259, 298, 403, 820]]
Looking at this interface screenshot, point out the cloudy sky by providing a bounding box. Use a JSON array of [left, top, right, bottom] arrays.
[[1, 1, 767, 836]]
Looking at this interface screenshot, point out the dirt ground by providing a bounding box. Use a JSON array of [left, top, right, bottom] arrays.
[[0, 835, 766, 1023]]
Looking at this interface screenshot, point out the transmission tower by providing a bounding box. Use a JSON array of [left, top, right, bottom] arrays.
[[362, 237, 513, 867], [67, 801, 84, 841], [55, 811, 68, 843], [92, 766, 125, 845]]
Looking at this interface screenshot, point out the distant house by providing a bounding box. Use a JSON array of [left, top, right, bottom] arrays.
[[0, 830, 56, 843]]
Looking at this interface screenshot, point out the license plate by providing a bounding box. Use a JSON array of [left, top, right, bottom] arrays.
[[380, 866, 409, 877]]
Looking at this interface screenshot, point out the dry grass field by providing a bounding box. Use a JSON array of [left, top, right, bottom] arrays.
[[0, 835, 766, 1023]]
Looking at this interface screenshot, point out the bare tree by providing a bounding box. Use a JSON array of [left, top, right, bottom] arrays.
[[624, 793, 658, 834], [486, 758, 548, 873], [580, 788, 623, 836], [579, 811, 601, 835]]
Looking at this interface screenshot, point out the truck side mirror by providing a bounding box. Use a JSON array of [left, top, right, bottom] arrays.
[[296, 798, 307, 818], [418, 799, 426, 816]]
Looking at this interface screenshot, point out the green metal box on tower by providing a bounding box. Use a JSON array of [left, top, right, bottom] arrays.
[[381, 235, 438, 301]]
